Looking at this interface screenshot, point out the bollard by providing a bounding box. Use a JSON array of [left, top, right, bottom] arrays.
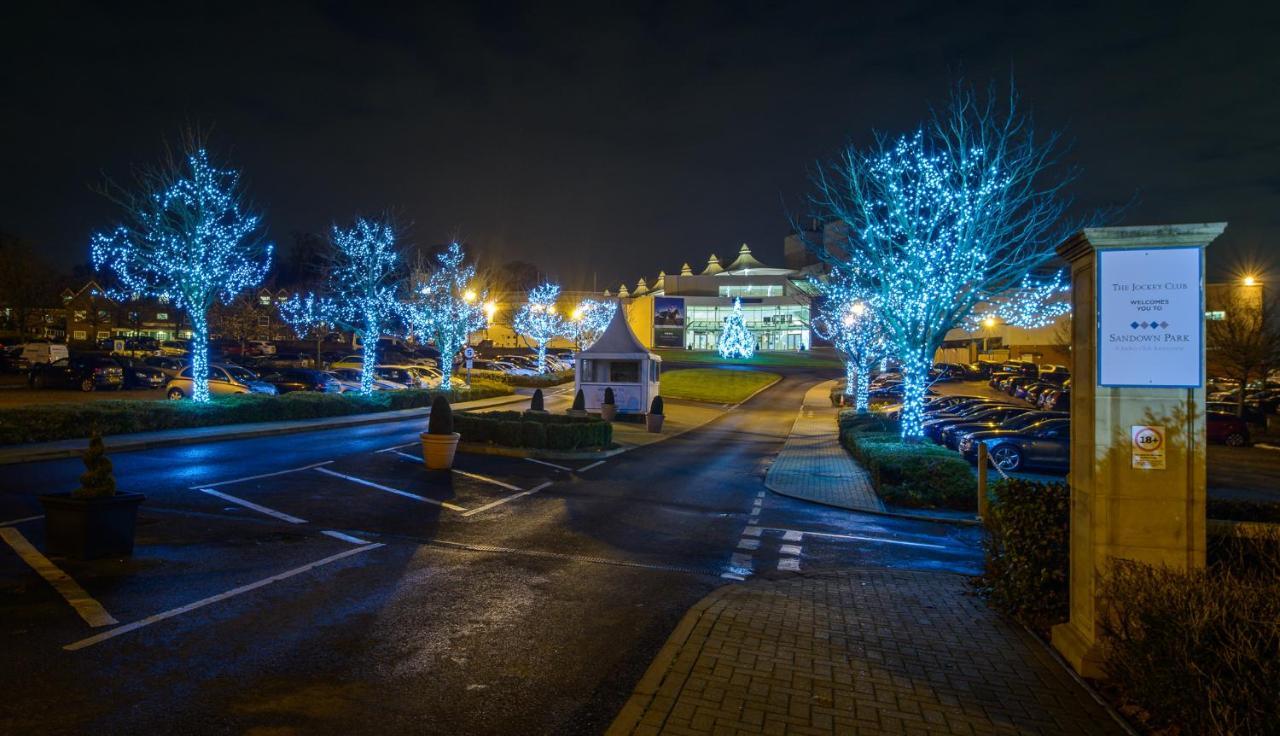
[[976, 443, 989, 523]]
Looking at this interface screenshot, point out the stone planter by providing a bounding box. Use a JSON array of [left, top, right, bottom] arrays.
[[420, 431, 461, 470], [38, 491, 145, 559], [646, 413, 664, 433], [600, 404, 617, 422]]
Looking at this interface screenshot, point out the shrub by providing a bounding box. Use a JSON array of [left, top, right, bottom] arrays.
[[74, 431, 116, 499], [838, 416, 975, 510], [1100, 542, 1280, 735], [468, 368, 573, 388], [427, 395, 453, 435], [650, 396, 664, 415], [1208, 498, 1280, 523], [530, 388, 545, 411], [976, 478, 1070, 631], [603, 386, 615, 405], [453, 410, 611, 450], [571, 389, 585, 411]]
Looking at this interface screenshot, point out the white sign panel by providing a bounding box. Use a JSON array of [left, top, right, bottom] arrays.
[[1098, 247, 1202, 387], [1130, 425, 1166, 470]]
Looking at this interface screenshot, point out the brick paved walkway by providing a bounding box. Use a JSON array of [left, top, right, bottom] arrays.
[[765, 381, 884, 513], [608, 569, 1127, 736]]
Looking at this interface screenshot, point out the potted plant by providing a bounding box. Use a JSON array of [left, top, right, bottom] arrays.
[[567, 388, 588, 417], [527, 388, 547, 414], [646, 395, 665, 433], [600, 386, 618, 422], [420, 395, 461, 469], [39, 431, 145, 559]]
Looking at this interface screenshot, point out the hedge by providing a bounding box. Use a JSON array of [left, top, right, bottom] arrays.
[[467, 368, 574, 388], [454, 410, 612, 451], [0, 381, 511, 445], [838, 411, 977, 510], [975, 478, 1070, 632]]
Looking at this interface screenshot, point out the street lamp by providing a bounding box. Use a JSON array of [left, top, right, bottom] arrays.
[[1242, 274, 1258, 287], [464, 289, 477, 303]]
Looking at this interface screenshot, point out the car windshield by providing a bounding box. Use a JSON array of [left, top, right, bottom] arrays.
[[222, 365, 255, 381]]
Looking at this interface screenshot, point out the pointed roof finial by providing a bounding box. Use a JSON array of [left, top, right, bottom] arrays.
[[680, 262, 693, 276]]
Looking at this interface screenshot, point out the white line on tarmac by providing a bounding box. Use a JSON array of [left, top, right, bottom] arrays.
[[0, 515, 43, 527], [64, 543, 385, 651], [760, 527, 948, 549], [578, 460, 606, 472], [779, 544, 802, 556], [452, 469, 522, 492], [192, 461, 334, 489], [389, 450, 422, 463], [322, 530, 371, 545], [460, 481, 552, 517], [197, 488, 307, 524], [315, 467, 466, 511], [777, 557, 801, 572], [376, 442, 418, 454], [524, 458, 572, 472], [0, 527, 118, 628]]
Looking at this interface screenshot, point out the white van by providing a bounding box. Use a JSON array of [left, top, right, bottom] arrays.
[[21, 342, 69, 366]]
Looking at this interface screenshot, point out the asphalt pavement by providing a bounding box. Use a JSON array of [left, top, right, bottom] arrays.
[[0, 368, 982, 735]]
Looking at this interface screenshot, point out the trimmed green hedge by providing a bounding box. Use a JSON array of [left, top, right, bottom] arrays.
[[454, 410, 612, 451], [1208, 498, 1280, 523], [838, 411, 977, 510], [0, 381, 511, 445], [976, 478, 1071, 632], [468, 368, 574, 388]]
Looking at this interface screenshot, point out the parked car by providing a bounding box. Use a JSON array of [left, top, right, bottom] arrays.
[[245, 340, 276, 356], [921, 401, 1017, 442], [1003, 375, 1037, 397], [1206, 401, 1266, 425], [165, 365, 259, 400], [1206, 412, 1250, 446], [330, 354, 366, 371], [113, 356, 167, 389], [1038, 386, 1071, 411], [976, 417, 1071, 473], [143, 355, 187, 378], [929, 363, 969, 381], [957, 411, 1069, 460], [329, 368, 405, 392], [258, 368, 342, 394], [219, 363, 279, 395], [20, 342, 69, 366], [1038, 365, 1070, 384], [28, 355, 124, 391], [0, 345, 28, 373], [158, 340, 190, 356], [938, 406, 1036, 449], [1018, 381, 1057, 403]]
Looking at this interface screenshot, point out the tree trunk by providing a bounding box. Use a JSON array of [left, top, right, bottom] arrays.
[[898, 350, 932, 441], [189, 311, 212, 403]]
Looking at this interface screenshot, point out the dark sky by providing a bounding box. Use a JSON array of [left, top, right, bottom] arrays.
[[2, 1, 1277, 289]]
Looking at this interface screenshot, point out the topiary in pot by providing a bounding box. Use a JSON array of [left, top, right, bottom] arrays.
[[600, 386, 618, 422], [568, 388, 588, 417], [646, 395, 665, 432], [529, 388, 546, 413], [422, 395, 460, 469], [40, 430, 145, 559]]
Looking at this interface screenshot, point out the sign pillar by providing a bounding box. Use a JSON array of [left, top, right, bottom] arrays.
[[1051, 223, 1225, 678]]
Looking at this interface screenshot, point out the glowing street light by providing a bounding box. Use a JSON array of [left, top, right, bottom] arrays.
[[464, 289, 477, 303], [1243, 274, 1258, 287], [982, 316, 998, 329], [484, 301, 497, 319]]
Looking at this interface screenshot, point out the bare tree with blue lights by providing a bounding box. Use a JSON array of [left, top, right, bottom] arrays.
[[809, 84, 1081, 439], [90, 142, 272, 403], [400, 242, 487, 388], [813, 268, 887, 412], [513, 283, 565, 373], [566, 298, 617, 351]]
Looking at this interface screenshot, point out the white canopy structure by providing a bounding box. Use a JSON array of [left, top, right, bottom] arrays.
[[574, 304, 661, 413]]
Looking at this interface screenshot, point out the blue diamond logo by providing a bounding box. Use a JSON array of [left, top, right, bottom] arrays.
[[1131, 321, 1140, 329], [1160, 321, 1169, 329]]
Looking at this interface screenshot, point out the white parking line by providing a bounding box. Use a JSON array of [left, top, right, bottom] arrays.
[[578, 460, 606, 472], [315, 467, 466, 511], [0, 515, 43, 527], [197, 488, 307, 524], [64, 543, 385, 651], [460, 481, 552, 517], [779, 544, 802, 557], [524, 458, 572, 472], [777, 557, 801, 572], [389, 450, 422, 463], [760, 527, 948, 549], [322, 530, 371, 545], [191, 461, 334, 489], [376, 442, 418, 454], [452, 469, 522, 492], [0, 527, 118, 628]]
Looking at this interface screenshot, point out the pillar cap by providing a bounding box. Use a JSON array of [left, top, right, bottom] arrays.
[[1057, 223, 1227, 262]]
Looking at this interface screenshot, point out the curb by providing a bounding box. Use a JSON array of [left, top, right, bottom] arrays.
[[458, 441, 632, 462], [605, 584, 736, 736], [1018, 623, 1140, 736], [764, 479, 984, 527], [0, 393, 529, 465]]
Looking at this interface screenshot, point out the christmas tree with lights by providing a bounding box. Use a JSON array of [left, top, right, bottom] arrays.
[[718, 298, 755, 359]]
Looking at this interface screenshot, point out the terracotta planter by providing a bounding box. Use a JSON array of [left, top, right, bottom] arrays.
[[39, 491, 145, 559], [646, 413, 664, 433], [420, 431, 461, 470], [600, 404, 617, 422]]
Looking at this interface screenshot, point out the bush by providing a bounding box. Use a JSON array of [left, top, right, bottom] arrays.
[[1100, 541, 1280, 735], [468, 368, 573, 388], [0, 380, 511, 445], [571, 389, 585, 411], [74, 431, 116, 499], [1208, 498, 1280, 523], [650, 396, 664, 415], [427, 395, 453, 435], [976, 478, 1070, 631], [530, 388, 544, 411], [453, 410, 611, 450], [838, 413, 976, 510], [603, 386, 615, 405]]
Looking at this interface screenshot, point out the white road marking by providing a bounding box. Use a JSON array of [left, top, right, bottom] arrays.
[[524, 458, 572, 472], [720, 572, 745, 580], [460, 482, 552, 517], [452, 469, 522, 492], [777, 557, 801, 572], [64, 543, 385, 651], [781, 530, 803, 542], [192, 460, 334, 489], [737, 538, 761, 551], [389, 450, 422, 462], [749, 507, 761, 516], [376, 442, 418, 454], [322, 530, 371, 545], [752, 498, 763, 507], [315, 467, 466, 511], [760, 527, 948, 550], [0, 527, 118, 628], [578, 460, 606, 472], [741, 526, 762, 537], [0, 515, 43, 527], [779, 544, 802, 557], [730, 553, 752, 567], [197, 488, 307, 524]]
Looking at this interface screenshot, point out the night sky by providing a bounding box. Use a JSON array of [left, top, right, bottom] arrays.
[[2, 1, 1277, 288]]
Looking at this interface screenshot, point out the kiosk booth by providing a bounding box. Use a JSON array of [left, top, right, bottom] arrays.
[[574, 306, 661, 413]]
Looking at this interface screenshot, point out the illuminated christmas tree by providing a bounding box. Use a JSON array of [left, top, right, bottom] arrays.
[[90, 143, 272, 403], [400, 242, 487, 388], [513, 283, 565, 373], [566, 298, 617, 351], [718, 298, 755, 359]]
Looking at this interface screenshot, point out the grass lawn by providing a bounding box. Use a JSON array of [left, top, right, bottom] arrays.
[[654, 349, 843, 370], [659, 368, 781, 404]]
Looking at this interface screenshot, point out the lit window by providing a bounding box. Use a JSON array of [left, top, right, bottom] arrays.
[[1205, 310, 1226, 321], [73, 310, 86, 321], [156, 312, 169, 321], [259, 296, 271, 305], [74, 331, 86, 340], [97, 331, 110, 340]]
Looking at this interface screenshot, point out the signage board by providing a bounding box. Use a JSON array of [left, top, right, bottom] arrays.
[[1097, 247, 1202, 387], [1130, 425, 1166, 470], [653, 296, 685, 349], [463, 347, 475, 360]]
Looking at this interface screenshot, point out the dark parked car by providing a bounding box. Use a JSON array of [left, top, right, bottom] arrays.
[[921, 401, 1017, 442], [938, 406, 1036, 449], [976, 417, 1071, 473], [958, 411, 1069, 460], [1207, 412, 1250, 446], [1003, 375, 1037, 397], [1206, 401, 1266, 425], [28, 356, 124, 391], [929, 363, 968, 382], [1038, 386, 1071, 411], [259, 368, 341, 394], [1038, 365, 1070, 384], [113, 356, 167, 389], [1018, 381, 1057, 403]]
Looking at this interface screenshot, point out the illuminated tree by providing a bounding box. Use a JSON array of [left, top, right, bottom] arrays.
[[718, 298, 755, 359], [809, 84, 1083, 439], [278, 292, 337, 370], [566, 298, 616, 351], [400, 242, 488, 387], [813, 269, 887, 412], [90, 144, 272, 402], [513, 283, 565, 373]]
